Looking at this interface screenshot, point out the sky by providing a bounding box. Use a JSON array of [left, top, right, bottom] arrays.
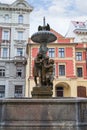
[[0, 0, 87, 37]]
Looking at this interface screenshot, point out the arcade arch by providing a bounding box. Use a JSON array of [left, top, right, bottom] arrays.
[[55, 82, 71, 97]]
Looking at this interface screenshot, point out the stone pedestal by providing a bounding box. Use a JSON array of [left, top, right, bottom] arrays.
[[31, 86, 53, 98], [0, 98, 87, 130]]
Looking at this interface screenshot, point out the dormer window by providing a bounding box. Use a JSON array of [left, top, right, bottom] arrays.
[[18, 15, 23, 24]]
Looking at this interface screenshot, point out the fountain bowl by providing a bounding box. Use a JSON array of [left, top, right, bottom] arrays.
[[31, 31, 57, 43]]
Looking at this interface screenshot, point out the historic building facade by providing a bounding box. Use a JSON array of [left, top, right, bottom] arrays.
[[26, 28, 87, 98], [0, 0, 33, 98]]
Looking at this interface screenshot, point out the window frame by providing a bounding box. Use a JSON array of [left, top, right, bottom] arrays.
[[76, 52, 82, 61], [2, 48, 8, 58], [0, 69, 5, 77], [14, 85, 23, 97], [18, 15, 23, 24], [0, 85, 5, 98], [18, 31, 23, 41], [59, 48, 65, 58], [59, 64, 65, 76], [4, 14, 9, 23], [17, 48, 23, 56], [77, 67, 83, 77], [3, 30, 9, 40], [48, 48, 55, 58], [16, 67, 22, 77]]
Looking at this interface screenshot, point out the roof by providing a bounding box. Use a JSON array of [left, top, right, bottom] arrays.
[[71, 21, 86, 29], [51, 28, 74, 43]]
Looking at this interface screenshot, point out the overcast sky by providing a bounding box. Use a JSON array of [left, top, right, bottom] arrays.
[[0, 0, 87, 37]]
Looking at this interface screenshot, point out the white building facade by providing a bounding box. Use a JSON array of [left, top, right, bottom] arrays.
[[66, 21, 87, 43], [0, 0, 33, 98]]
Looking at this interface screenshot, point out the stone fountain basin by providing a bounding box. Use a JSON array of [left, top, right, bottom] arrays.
[[31, 31, 57, 43]]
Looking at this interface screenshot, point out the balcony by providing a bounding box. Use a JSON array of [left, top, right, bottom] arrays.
[[1, 40, 10, 46], [2, 40, 10, 43], [14, 40, 26, 44], [13, 56, 27, 65]]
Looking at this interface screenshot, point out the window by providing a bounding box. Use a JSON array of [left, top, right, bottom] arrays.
[[3, 31, 9, 40], [15, 85, 23, 97], [48, 48, 55, 58], [18, 31, 23, 40], [77, 67, 83, 77], [4, 14, 9, 23], [0, 69, 5, 77], [16, 68, 22, 77], [18, 15, 23, 24], [53, 64, 55, 76], [56, 87, 64, 97], [76, 52, 82, 61], [3, 48, 8, 58], [59, 65, 65, 76], [59, 48, 65, 58], [17, 48, 23, 56], [0, 85, 5, 98]]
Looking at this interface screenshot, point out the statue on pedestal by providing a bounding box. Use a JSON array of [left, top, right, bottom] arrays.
[[31, 17, 57, 98]]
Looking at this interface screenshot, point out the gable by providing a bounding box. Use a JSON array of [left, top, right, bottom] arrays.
[[16, 3, 27, 8], [11, 0, 33, 10]]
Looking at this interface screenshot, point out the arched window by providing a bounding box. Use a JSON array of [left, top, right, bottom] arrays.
[[18, 15, 23, 24]]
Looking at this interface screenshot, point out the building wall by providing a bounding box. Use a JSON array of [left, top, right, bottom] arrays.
[[0, 0, 33, 98]]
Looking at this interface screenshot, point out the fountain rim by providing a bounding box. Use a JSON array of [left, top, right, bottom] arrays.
[[31, 30, 57, 44]]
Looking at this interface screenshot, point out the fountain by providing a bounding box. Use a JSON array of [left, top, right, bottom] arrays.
[[0, 18, 86, 130], [31, 17, 57, 98]]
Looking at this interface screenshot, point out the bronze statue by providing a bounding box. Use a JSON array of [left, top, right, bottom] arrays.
[[33, 53, 54, 89], [38, 23, 50, 31], [32, 17, 57, 90], [33, 53, 43, 86], [43, 58, 54, 89]]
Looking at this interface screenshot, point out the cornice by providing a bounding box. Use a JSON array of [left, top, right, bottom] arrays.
[[0, 0, 33, 12], [0, 7, 32, 12], [0, 23, 29, 27]]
